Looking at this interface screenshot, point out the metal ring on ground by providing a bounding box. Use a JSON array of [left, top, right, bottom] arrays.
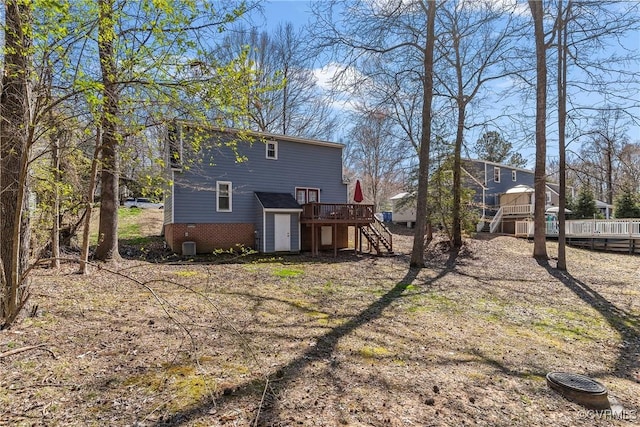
[[546, 372, 610, 410]]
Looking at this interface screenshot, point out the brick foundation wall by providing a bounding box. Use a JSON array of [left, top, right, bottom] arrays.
[[165, 223, 255, 254]]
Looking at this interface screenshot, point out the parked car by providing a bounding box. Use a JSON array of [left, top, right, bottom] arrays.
[[123, 197, 164, 209]]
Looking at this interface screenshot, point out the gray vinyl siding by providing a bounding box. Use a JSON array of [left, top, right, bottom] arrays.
[[172, 131, 346, 224], [290, 215, 300, 251], [463, 159, 534, 208], [163, 171, 174, 225], [486, 164, 533, 207], [255, 202, 263, 250], [264, 214, 274, 251]]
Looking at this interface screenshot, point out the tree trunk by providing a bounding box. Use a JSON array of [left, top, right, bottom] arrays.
[[452, 103, 465, 249], [94, 0, 121, 262], [410, 1, 437, 268], [605, 139, 614, 205], [51, 133, 61, 269], [557, 1, 571, 271], [1, 0, 33, 328], [529, 0, 548, 260], [79, 131, 102, 274]]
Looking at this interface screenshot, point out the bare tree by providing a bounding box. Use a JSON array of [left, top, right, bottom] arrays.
[[617, 142, 640, 192], [345, 109, 405, 211], [435, 0, 525, 248], [528, 0, 549, 260], [556, 0, 570, 270], [411, 2, 437, 267], [556, 0, 638, 269], [311, 0, 438, 267], [582, 110, 630, 204], [218, 23, 338, 139]]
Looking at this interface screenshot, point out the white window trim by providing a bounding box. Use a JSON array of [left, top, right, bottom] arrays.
[[494, 167, 501, 183], [216, 181, 232, 212], [266, 140, 278, 160], [546, 191, 552, 204], [295, 187, 321, 204], [512, 170, 517, 181]]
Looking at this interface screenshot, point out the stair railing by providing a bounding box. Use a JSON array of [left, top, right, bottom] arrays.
[[361, 213, 393, 254], [489, 207, 503, 233]]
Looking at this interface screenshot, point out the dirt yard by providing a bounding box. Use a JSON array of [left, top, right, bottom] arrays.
[[1, 214, 639, 426]]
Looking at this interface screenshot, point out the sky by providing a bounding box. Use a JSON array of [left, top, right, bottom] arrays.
[[252, 1, 640, 167], [260, 0, 313, 29]]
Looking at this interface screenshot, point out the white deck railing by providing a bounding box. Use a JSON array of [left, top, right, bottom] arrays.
[[502, 204, 534, 215], [489, 207, 504, 233], [515, 219, 640, 238]]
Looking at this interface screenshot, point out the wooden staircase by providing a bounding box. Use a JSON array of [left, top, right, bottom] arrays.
[[359, 216, 393, 256]]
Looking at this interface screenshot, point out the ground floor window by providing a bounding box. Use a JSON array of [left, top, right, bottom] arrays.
[[217, 181, 232, 212]]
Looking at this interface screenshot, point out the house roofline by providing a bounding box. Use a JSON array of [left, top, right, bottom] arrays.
[[263, 208, 303, 213], [462, 158, 533, 174], [461, 166, 487, 190], [172, 120, 344, 150]]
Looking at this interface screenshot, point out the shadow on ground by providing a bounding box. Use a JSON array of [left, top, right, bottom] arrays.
[[537, 259, 640, 383], [152, 250, 461, 426]]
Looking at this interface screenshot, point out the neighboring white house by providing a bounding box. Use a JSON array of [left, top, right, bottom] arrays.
[[596, 200, 614, 219], [390, 192, 416, 226]]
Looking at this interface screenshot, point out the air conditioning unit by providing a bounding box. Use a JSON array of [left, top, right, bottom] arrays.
[[182, 241, 196, 256]]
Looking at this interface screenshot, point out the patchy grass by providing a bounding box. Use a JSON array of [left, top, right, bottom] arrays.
[[89, 207, 164, 247], [2, 215, 639, 426], [272, 267, 305, 279]]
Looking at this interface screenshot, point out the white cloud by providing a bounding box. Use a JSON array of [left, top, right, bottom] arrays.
[[463, 0, 530, 16], [312, 62, 365, 112], [312, 63, 341, 91], [312, 62, 365, 91]]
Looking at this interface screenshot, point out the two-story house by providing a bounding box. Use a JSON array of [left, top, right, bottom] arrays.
[[163, 123, 392, 255], [390, 159, 565, 234]]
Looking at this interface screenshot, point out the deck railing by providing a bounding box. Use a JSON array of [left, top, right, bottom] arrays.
[[515, 218, 640, 237], [566, 219, 640, 236], [489, 207, 504, 233], [300, 203, 375, 222], [502, 204, 534, 215]]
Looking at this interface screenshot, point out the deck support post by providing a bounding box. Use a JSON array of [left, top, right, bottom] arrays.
[[354, 225, 359, 255]]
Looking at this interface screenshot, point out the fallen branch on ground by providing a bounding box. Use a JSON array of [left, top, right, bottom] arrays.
[[0, 344, 53, 359]]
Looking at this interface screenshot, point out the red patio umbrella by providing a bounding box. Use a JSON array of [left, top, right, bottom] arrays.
[[354, 179, 363, 203]]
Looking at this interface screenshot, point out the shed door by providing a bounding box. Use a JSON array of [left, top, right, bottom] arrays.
[[274, 214, 291, 251]]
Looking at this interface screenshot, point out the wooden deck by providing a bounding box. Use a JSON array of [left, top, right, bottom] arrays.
[[300, 203, 375, 224], [514, 219, 640, 254], [299, 203, 393, 256]]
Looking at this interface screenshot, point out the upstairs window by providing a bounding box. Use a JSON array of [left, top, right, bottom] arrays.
[[296, 188, 319, 204], [217, 181, 232, 212], [493, 167, 501, 183], [512, 170, 517, 181], [266, 141, 278, 159]]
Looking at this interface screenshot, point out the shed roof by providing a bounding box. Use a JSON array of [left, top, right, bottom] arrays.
[[390, 192, 411, 200], [255, 192, 302, 210]]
